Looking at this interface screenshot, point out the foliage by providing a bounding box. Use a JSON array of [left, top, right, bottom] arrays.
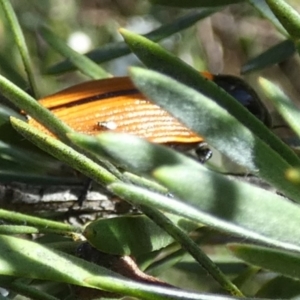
[[1, 0, 300, 299]]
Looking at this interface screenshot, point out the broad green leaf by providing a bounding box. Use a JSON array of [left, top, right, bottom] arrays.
[[266, 0, 300, 40], [120, 29, 299, 167], [241, 39, 295, 74], [84, 214, 199, 256], [47, 9, 218, 74], [229, 243, 300, 281], [150, 0, 245, 7]]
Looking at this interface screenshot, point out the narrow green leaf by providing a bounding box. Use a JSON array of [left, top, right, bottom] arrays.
[[41, 26, 111, 79], [120, 29, 300, 167], [266, 0, 300, 40], [229, 243, 300, 280], [0, 209, 81, 234], [150, 0, 245, 7], [0, 0, 38, 97], [241, 39, 295, 74], [47, 9, 218, 74], [0, 225, 40, 235], [259, 77, 300, 139]]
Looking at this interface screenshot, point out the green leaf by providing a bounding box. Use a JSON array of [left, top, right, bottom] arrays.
[[150, 0, 245, 7], [0, 235, 98, 285], [153, 164, 300, 250], [229, 243, 300, 280], [84, 214, 199, 256], [241, 39, 295, 74], [0, 209, 81, 234], [259, 77, 300, 139], [85, 206, 243, 296], [0, 0, 38, 97], [0, 235, 243, 300], [126, 67, 300, 201], [108, 180, 300, 253], [266, 0, 300, 41], [47, 9, 218, 74], [41, 26, 110, 80], [0, 225, 40, 235], [119, 29, 300, 167], [72, 133, 300, 250]]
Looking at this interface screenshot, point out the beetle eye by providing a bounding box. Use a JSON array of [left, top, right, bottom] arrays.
[[213, 75, 272, 128]]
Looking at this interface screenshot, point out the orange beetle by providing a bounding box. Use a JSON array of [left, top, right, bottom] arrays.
[[28, 73, 270, 162]]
